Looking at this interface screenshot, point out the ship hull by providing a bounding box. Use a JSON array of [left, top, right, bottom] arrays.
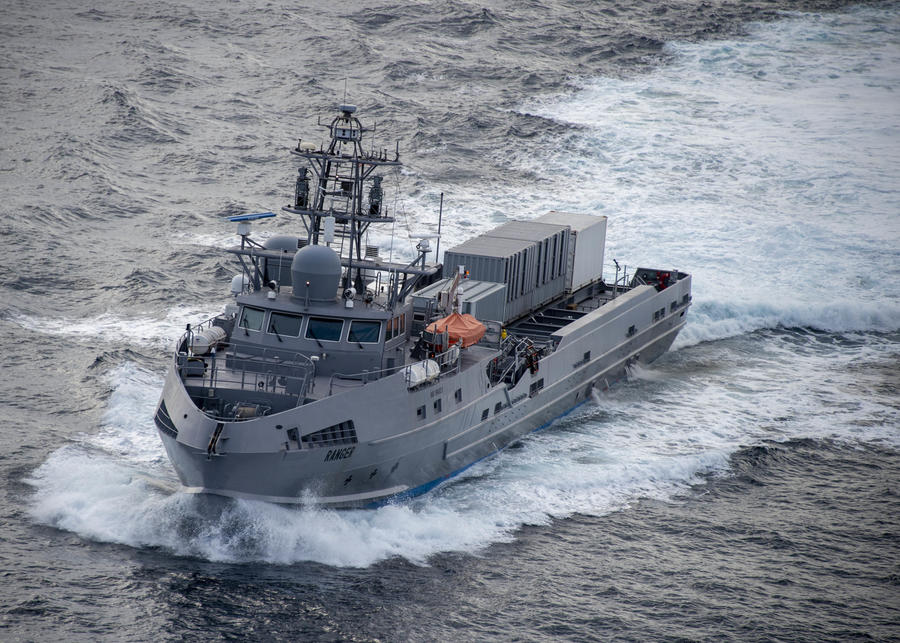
[[155, 279, 690, 508]]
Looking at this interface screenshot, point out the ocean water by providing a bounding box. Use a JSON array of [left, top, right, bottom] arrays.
[[1, 1, 898, 640]]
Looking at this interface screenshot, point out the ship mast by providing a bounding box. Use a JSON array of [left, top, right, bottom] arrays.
[[218, 105, 439, 309], [283, 104, 404, 294]]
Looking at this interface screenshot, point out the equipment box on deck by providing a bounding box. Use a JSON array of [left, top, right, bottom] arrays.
[[413, 278, 507, 325], [443, 236, 539, 322], [482, 220, 570, 313], [536, 211, 607, 292]]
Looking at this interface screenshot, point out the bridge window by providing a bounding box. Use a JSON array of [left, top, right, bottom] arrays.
[[306, 317, 343, 342], [238, 306, 265, 332], [349, 320, 381, 343], [269, 312, 302, 337]]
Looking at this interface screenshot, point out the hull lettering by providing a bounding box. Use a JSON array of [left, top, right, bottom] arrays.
[[325, 446, 355, 462]]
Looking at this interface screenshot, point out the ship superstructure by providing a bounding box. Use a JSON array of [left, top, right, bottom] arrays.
[[154, 106, 692, 507]]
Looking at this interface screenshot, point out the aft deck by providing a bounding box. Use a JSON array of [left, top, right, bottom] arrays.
[[506, 281, 617, 343]]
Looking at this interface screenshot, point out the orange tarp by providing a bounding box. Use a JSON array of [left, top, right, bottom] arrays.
[[426, 311, 486, 348]]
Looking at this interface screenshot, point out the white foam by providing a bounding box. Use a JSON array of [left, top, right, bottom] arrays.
[[26, 432, 727, 568], [26, 360, 730, 566], [675, 298, 900, 348], [10, 306, 219, 351], [517, 5, 900, 342], [27, 324, 898, 566]]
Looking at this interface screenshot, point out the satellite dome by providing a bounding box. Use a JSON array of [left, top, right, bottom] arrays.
[[261, 236, 301, 287], [290, 244, 341, 303], [263, 235, 300, 252]]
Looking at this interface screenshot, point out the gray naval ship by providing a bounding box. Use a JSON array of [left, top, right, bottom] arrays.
[[154, 105, 692, 508]]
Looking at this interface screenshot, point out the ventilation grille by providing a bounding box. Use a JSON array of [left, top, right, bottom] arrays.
[[301, 420, 357, 448]]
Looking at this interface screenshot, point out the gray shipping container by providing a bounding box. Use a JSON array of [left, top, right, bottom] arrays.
[[444, 236, 533, 297], [535, 211, 607, 292], [441, 214, 606, 323], [443, 236, 540, 323], [483, 220, 570, 314]]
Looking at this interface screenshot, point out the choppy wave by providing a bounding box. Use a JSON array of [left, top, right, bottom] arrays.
[[8, 307, 216, 351], [676, 298, 900, 347], [25, 363, 731, 566], [11, 0, 900, 578], [505, 6, 900, 348], [26, 315, 899, 567]]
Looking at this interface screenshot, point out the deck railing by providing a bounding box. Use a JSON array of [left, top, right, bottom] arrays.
[[175, 326, 316, 418], [327, 343, 463, 395]]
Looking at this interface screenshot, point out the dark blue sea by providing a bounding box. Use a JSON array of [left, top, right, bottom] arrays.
[[1, 1, 898, 640]]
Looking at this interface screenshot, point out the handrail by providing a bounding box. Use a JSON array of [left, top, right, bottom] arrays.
[[488, 335, 552, 386], [174, 338, 317, 418], [176, 314, 232, 354], [327, 343, 463, 395]]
